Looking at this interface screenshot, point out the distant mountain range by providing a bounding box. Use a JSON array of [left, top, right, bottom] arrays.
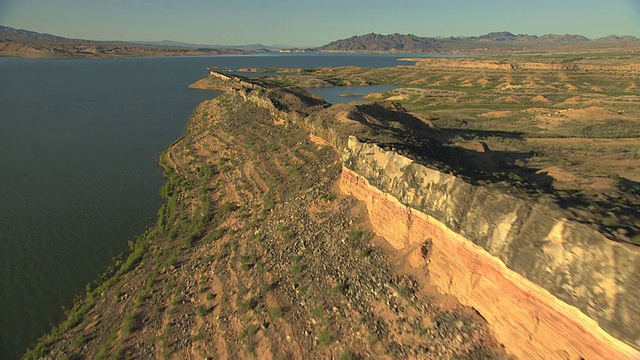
[[315, 31, 640, 53], [316, 33, 440, 52], [0, 25, 251, 58], [130, 40, 287, 52], [0, 25, 286, 51], [0, 25, 92, 44], [2, 25, 639, 58]]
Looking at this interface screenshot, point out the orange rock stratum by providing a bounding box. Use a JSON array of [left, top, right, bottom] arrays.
[[221, 72, 640, 358], [340, 164, 638, 359]]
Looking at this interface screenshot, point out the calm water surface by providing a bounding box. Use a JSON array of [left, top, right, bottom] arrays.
[[307, 85, 399, 104], [0, 53, 435, 359]]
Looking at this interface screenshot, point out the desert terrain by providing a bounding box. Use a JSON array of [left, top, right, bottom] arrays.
[[25, 48, 640, 360]]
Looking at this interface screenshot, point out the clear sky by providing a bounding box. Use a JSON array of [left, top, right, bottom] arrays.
[[1, 0, 639, 46]]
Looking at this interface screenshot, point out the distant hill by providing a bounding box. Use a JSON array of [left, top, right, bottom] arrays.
[[315, 31, 640, 53], [132, 40, 287, 52], [594, 34, 640, 42], [316, 33, 441, 52], [0, 25, 249, 58], [0, 25, 93, 44], [465, 31, 589, 43]]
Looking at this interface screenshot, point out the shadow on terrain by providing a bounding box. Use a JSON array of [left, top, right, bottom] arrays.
[[345, 102, 551, 190], [550, 183, 640, 245], [0, 340, 7, 360], [266, 86, 330, 115], [618, 177, 640, 197], [344, 101, 640, 246], [439, 128, 527, 140]]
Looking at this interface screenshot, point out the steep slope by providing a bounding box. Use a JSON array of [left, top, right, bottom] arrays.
[[26, 72, 640, 360], [200, 73, 640, 359], [25, 74, 506, 359]]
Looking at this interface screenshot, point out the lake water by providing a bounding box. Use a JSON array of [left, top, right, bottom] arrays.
[[0, 53, 433, 359], [306, 85, 399, 104]]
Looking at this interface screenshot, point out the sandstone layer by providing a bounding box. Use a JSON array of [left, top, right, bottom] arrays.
[[209, 73, 640, 359], [31, 71, 640, 359], [338, 140, 640, 360], [29, 74, 509, 359], [403, 57, 640, 73]]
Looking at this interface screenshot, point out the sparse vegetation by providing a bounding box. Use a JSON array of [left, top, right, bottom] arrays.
[[196, 305, 207, 318], [28, 54, 637, 359], [333, 281, 348, 295], [122, 313, 136, 335], [269, 306, 283, 320], [317, 327, 336, 346]]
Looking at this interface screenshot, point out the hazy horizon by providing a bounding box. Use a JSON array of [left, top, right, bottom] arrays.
[[1, 0, 639, 47]]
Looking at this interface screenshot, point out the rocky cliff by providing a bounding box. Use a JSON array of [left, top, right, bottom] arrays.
[[198, 72, 640, 359], [404, 57, 640, 73], [29, 72, 640, 359], [337, 140, 640, 360], [29, 72, 508, 359]]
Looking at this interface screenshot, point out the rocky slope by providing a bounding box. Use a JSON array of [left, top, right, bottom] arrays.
[[403, 57, 640, 72], [25, 73, 507, 359], [194, 72, 640, 359], [26, 71, 640, 359]]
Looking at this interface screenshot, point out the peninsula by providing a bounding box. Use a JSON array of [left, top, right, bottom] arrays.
[[25, 47, 640, 359]]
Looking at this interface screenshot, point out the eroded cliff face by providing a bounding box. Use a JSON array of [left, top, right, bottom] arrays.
[[405, 57, 640, 73], [338, 138, 640, 360], [34, 79, 512, 359], [186, 73, 640, 359]]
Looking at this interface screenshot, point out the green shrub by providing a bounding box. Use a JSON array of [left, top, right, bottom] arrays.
[[122, 313, 136, 335], [333, 281, 348, 295], [196, 305, 207, 317], [71, 333, 86, 348], [192, 328, 207, 342], [396, 285, 411, 298], [283, 231, 295, 242], [218, 202, 240, 214], [317, 328, 335, 345], [269, 306, 283, 319], [291, 264, 303, 275], [340, 351, 358, 360], [95, 344, 109, 360]]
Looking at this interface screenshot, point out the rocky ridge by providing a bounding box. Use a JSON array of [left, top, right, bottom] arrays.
[[26, 72, 508, 359], [194, 72, 640, 359], [26, 70, 640, 359], [402, 57, 640, 73]]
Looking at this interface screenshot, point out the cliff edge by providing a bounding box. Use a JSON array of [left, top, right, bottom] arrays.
[[197, 72, 640, 359], [27, 71, 640, 359]]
